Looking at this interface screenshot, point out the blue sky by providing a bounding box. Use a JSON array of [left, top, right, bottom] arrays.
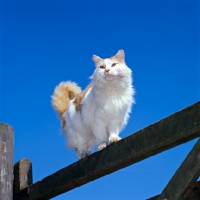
[[0, 0, 199, 199]]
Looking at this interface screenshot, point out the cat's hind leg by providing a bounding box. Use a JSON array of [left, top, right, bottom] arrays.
[[76, 149, 90, 159], [76, 136, 95, 159]]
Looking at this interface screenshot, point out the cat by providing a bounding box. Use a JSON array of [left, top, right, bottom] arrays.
[[52, 50, 135, 159]]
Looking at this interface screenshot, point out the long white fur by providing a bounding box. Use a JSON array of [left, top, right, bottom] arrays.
[[63, 50, 135, 159]]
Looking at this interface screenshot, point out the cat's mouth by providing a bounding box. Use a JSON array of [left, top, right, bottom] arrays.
[[103, 72, 115, 81], [105, 73, 113, 76], [105, 74, 114, 80], [104, 73, 124, 81]]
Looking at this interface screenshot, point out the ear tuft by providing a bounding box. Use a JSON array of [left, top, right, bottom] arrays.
[[93, 55, 102, 65], [115, 49, 125, 62]]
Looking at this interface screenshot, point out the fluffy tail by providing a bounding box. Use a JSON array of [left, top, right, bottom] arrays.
[[51, 81, 82, 128]]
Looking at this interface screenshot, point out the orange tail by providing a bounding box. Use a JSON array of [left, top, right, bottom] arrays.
[[51, 81, 81, 128]]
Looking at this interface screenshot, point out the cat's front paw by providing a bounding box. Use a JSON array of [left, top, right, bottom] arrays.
[[97, 142, 107, 151], [109, 134, 121, 144]]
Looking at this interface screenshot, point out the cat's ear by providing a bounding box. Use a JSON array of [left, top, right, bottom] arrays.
[[115, 49, 125, 62], [93, 55, 102, 65]]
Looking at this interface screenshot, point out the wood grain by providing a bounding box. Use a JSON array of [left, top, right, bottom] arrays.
[[0, 123, 14, 200], [147, 181, 200, 200], [13, 158, 33, 194]]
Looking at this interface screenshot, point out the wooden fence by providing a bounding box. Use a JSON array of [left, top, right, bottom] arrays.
[[1, 101, 200, 199]]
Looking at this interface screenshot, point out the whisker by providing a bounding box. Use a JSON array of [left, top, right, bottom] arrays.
[[92, 76, 102, 86]]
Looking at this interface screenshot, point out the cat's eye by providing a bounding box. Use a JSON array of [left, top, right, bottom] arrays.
[[99, 65, 105, 69], [112, 63, 117, 67]]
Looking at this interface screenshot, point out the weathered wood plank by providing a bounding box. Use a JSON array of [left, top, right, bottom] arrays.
[[182, 182, 200, 200], [157, 139, 200, 200], [13, 158, 33, 194], [0, 123, 14, 200], [147, 181, 200, 200], [14, 101, 200, 200]]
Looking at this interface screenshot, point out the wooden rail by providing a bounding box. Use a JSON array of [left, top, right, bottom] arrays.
[[13, 101, 200, 200]]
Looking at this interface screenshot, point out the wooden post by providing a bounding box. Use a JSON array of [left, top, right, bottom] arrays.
[[13, 158, 33, 194], [0, 123, 14, 200]]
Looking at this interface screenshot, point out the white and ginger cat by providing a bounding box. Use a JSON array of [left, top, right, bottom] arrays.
[[52, 50, 135, 159]]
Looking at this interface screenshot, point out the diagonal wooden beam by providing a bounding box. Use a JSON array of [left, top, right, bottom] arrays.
[[13, 101, 200, 200], [182, 181, 200, 199], [147, 181, 200, 200], [157, 138, 200, 200]]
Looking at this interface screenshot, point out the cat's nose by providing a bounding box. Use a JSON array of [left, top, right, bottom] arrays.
[[105, 69, 110, 73]]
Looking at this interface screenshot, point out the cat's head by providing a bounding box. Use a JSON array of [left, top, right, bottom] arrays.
[[92, 50, 132, 83]]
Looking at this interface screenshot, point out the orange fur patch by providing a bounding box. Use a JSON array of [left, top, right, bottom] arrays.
[[110, 56, 125, 64], [73, 83, 92, 111], [61, 115, 67, 129], [52, 81, 82, 129]]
